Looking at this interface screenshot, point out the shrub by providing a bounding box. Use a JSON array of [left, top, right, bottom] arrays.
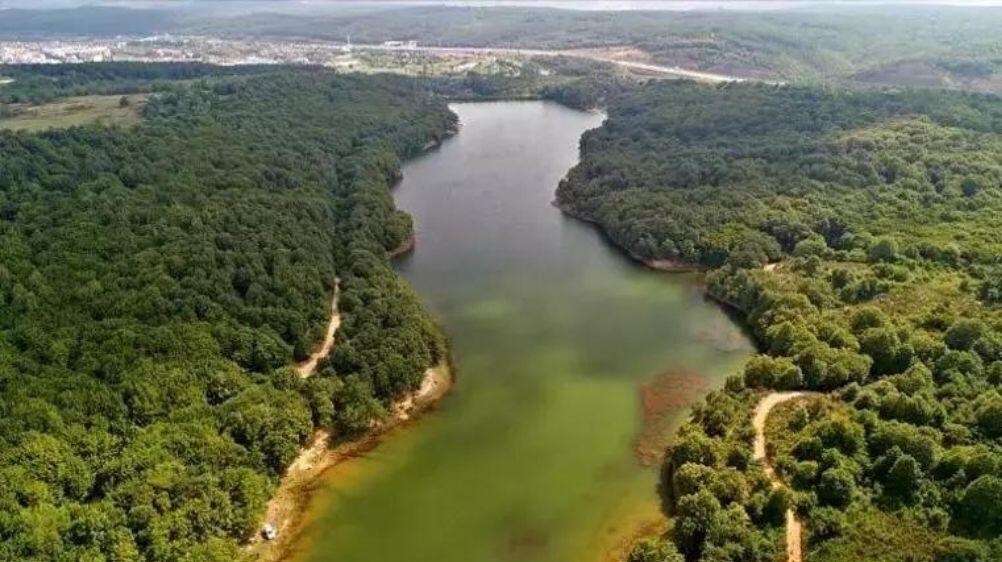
[[974, 399, 1002, 439], [869, 237, 900, 262], [628, 539, 684, 562], [818, 467, 856, 507], [850, 306, 889, 334], [933, 536, 988, 562], [945, 320, 986, 351], [744, 355, 803, 389], [809, 506, 848, 542]]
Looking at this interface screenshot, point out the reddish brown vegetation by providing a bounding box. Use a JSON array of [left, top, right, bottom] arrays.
[[634, 371, 710, 466]]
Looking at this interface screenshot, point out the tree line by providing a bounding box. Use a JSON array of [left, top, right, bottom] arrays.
[[0, 62, 280, 104]]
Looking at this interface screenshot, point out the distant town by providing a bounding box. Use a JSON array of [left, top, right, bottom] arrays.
[[0, 36, 421, 66], [0, 35, 743, 83]]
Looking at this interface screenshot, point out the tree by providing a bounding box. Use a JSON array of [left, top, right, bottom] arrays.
[[628, 539, 684, 562], [850, 307, 889, 334], [975, 398, 1002, 439], [960, 177, 980, 198], [945, 320, 985, 351], [859, 327, 912, 375], [793, 235, 829, 258], [743, 355, 803, 389], [957, 476, 1002, 538], [869, 237, 899, 263], [673, 490, 722, 559], [808, 507, 847, 542], [817, 467, 855, 507], [763, 486, 792, 526], [884, 453, 922, 501], [669, 430, 718, 470]]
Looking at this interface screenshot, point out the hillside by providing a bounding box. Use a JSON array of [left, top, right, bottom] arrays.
[[2, 5, 1001, 92], [191, 5, 1002, 92], [0, 67, 454, 561], [559, 81, 1002, 561]]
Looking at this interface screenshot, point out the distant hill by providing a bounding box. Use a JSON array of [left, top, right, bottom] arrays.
[[0, 7, 176, 39]]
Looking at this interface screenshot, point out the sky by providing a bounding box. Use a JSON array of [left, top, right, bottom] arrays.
[[3, 0, 1002, 12]]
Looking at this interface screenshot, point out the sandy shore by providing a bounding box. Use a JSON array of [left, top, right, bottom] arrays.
[[248, 273, 451, 562], [642, 259, 703, 273], [247, 363, 452, 562]]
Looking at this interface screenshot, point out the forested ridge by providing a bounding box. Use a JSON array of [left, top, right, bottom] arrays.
[[559, 82, 1002, 561], [0, 62, 280, 105], [0, 67, 454, 561]]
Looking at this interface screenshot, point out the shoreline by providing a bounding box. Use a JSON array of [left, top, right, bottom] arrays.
[[249, 129, 455, 560], [551, 199, 705, 273], [388, 233, 416, 258], [553, 194, 758, 561], [247, 363, 453, 562]]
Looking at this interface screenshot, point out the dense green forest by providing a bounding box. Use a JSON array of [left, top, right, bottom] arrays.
[[0, 66, 454, 561], [0, 63, 279, 104], [561, 82, 1002, 561]]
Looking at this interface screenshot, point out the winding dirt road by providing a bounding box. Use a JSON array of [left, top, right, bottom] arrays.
[[295, 280, 340, 378], [248, 276, 451, 562], [752, 392, 814, 562]]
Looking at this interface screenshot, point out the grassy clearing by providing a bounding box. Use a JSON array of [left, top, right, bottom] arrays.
[[0, 93, 146, 132], [810, 505, 947, 562]]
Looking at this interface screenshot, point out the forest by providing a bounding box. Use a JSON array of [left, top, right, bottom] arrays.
[[559, 81, 1002, 561], [0, 62, 280, 104], [0, 66, 455, 561]]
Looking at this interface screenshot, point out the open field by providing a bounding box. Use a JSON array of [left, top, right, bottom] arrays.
[[0, 93, 145, 131]]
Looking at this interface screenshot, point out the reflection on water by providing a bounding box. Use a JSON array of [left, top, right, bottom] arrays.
[[295, 101, 753, 562]]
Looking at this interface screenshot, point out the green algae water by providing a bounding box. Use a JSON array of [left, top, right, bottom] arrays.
[[293, 101, 753, 562]]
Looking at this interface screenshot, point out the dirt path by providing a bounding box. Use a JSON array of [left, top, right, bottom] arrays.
[[295, 281, 340, 378], [248, 276, 452, 562], [752, 392, 813, 562], [248, 365, 451, 562]]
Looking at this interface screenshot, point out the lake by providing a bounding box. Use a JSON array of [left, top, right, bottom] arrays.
[[291, 101, 753, 562]]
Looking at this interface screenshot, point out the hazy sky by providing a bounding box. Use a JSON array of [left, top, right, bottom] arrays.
[[5, 0, 1002, 10]]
